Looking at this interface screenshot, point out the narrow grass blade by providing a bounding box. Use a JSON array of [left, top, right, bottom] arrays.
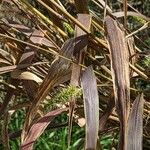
[[0, 62, 49, 75], [81, 66, 99, 149], [69, 14, 91, 147], [127, 94, 144, 150], [37, 0, 64, 29], [1, 112, 10, 150], [105, 16, 130, 150], [21, 0, 67, 38], [123, 0, 128, 28]]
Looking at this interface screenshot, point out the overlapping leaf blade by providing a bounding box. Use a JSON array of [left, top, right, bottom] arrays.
[[105, 16, 130, 150], [127, 94, 144, 150], [81, 66, 99, 149]]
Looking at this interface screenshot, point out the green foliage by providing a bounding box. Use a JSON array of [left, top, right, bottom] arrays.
[[7, 111, 85, 150], [4, 86, 82, 149], [101, 134, 118, 150], [131, 16, 146, 25], [143, 56, 150, 68], [63, 22, 75, 37], [8, 110, 26, 150]]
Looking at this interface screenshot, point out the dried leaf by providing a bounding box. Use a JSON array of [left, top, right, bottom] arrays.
[[123, 0, 128, 27], [81, 66, 99, 149], [71, 14, 91, 86], [7, 22, 33, 36], [29, 30, 46, 44], [69, 14, 91, 147], [0, 58, 12, 65], [127, 94, 144, 150], [0, 62, 49, 75], [41, 38, 55, 48], [105, 16, 130, 149], [11, 70, 42, 83]]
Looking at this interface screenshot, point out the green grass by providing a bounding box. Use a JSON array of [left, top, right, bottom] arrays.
[[0, 109, 117, 150]]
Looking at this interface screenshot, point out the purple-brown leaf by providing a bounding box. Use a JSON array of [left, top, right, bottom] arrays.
[[105, 16, 130, 150], [127, 94, 144, 150], [81, 66, 99, 149]]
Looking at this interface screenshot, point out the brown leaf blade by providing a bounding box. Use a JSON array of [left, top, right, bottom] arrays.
[[68, 14, 91, 147], [127, 94, 144, 150], [105, 16, 130, 150], [81, 66, 99, 150], [21, 108, 68, 150]]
